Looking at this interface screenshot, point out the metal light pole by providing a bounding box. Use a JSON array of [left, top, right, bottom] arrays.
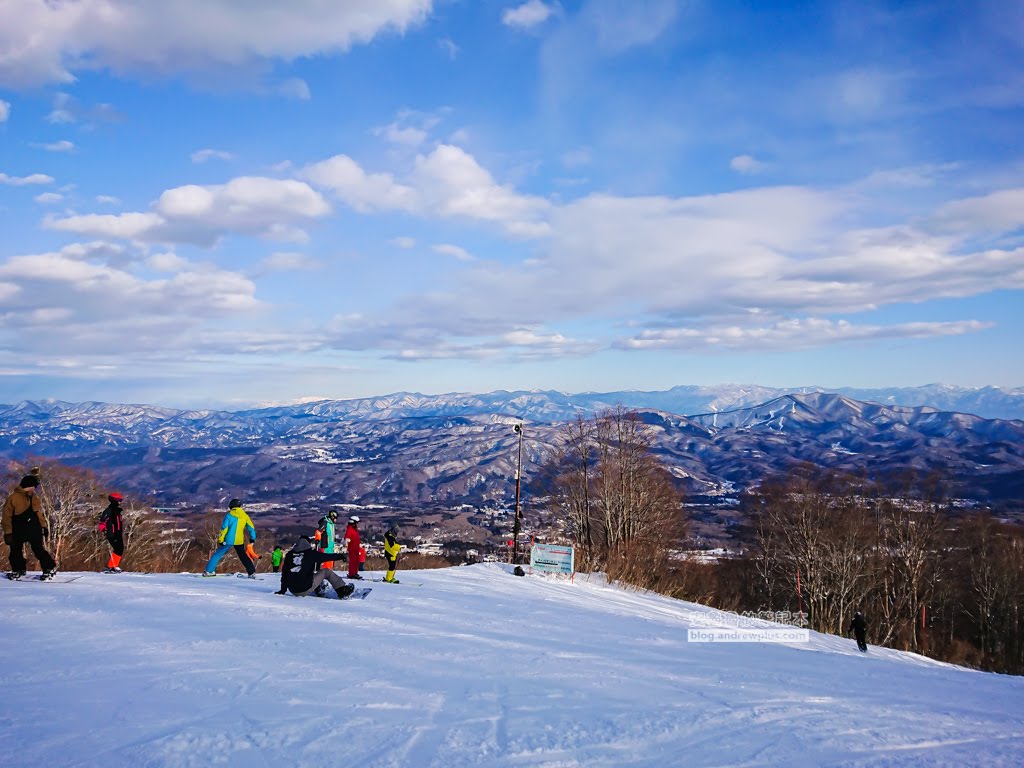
[[511, 423, 524, 564]]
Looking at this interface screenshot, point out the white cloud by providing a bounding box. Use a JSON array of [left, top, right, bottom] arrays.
[[45, 91, 122, 124], [503, 1, 556, 30], [47, 176, 331, 246], [933, 188, 1024, 235], [0, 172, 54, 186], [0, 99, 9, 122], [304, 142, 557, 238], [618, 318, 991, 352], [96, 195, 121, 205], [432, 243, 474, 261], [0, 0, 434, 88], [33, 139, 74, 152], [34, 192, 63, 205], [730, 154, 766, 174], [301, 155, 418, 214], [0, 245, 274, 363], [191, 148, 234, 164], [391, 236, 416, 248], [146, 252, 188, 272], [318, 175, 1024, 360]]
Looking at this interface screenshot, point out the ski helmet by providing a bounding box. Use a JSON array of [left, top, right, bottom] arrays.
[[349, 515, 360, 524], [229, 498, 242, 509], [328, 510, 338, 521], [387, 522, 399, 536], [108, 493, 123, 503]]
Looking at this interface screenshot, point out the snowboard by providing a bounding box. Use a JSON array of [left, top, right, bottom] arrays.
[[344, 587, 372, 600], [7, 574, 83, 584]]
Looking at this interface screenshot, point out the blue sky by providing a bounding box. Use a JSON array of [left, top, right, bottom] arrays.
[[1, 0, 1022, 409]]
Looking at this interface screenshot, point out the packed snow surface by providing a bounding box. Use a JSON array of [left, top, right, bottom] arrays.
[[2, 563, 1023, 767]]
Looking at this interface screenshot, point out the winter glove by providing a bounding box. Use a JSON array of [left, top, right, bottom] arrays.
[[41, 527, 49, 539], [98, 522, 107, 534], [3, 533, 11, 546]]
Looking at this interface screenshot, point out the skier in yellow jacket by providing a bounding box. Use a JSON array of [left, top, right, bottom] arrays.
[[383, 523, 403, 584], [203, 499, 257, 578]]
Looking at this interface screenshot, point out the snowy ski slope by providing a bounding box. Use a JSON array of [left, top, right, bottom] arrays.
[[1, 562, 1022, 767]]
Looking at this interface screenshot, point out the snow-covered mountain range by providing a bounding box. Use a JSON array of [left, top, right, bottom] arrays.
[[1, 385, 1022, 513]]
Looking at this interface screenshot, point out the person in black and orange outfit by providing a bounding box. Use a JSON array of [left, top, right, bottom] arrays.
[[98, 493, 126, 573]]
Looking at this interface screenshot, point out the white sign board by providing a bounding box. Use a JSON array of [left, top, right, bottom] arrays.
[[530, 543, 575, 578]]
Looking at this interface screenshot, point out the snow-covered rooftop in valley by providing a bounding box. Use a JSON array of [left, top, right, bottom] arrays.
[[3, 563, 1023, 767]]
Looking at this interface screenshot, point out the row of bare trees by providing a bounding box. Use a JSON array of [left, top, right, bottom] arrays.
[[739, 470, 1024, 674], [3, 459, 212, 573], [543, 407, 687, 590]]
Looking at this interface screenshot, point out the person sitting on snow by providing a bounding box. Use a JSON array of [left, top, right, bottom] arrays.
[[276, 536, 355, 599]]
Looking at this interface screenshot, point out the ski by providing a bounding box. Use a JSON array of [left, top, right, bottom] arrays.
[[369, 577, 421, 586], [235, 573, 265, 580]]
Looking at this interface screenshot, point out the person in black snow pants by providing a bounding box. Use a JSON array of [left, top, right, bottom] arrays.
[[850, 610, 868, 652], [3, 474, 57, 580], [276, 537, 355, 599], [98, 493, 125, 573]]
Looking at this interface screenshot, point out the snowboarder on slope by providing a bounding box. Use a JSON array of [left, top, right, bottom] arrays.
[[275, 536, 355, 598], [203, 499, 257, 578], [271, 545, 284, 573], [98, 493, 125, 573], [383, 523, 402, 584], [850, 610, 868, 652], [344, 516, 361, 579], [3, 474, 57, 580], [315, 510, 339, 570]]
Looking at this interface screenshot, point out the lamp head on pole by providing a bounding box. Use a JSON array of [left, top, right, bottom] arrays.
[[513, 423, 522, 434]]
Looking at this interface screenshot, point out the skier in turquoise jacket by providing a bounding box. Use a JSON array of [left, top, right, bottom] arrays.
[[203, 499, 257, 577]]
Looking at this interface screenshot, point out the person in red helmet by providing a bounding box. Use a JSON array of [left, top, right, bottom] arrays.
[[344, 516, 361, 579], [98, 493, 125, 573]]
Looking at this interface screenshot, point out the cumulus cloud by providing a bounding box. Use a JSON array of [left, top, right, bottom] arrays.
[[503, 1, 556, 30], [47, 176, 331, 246], [302, 144, 551, 237], [34, 192, 63, 205], [191, 148, 234, 164], [0, 243, 317, 369], [730, 154, 766, 174], [0, 0, 434, 88], [315, 177, 1024, 360], [0, 172, 54, 186]]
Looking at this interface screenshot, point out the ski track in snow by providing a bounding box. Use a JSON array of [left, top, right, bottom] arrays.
[[2, 563, 1023, 767]]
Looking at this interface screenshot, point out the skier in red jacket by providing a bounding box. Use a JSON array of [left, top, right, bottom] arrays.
[[344, 516, 361, 579]]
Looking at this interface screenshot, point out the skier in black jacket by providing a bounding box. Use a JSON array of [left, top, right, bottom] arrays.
[[850, 611, 868, 652], [276, 537, 355, 598], [98, 493, 125, 573]]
